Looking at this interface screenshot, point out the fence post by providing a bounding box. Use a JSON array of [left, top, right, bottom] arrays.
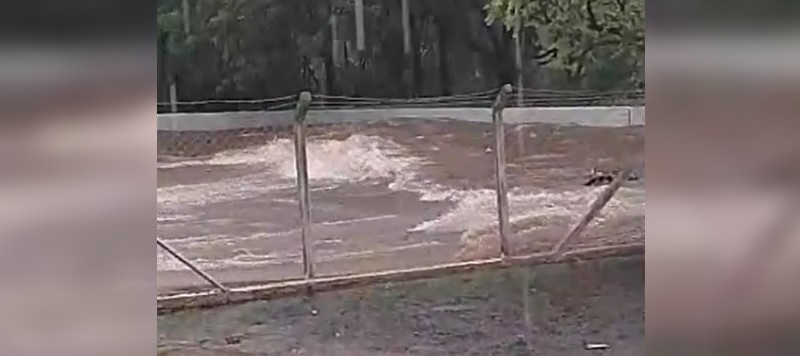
[[627, 106, 633, 126], [551, 165, 634, 255], [157, 238, 229, 292], [492, 84, 514, 257], [294, 91, 315, 279], [169, 83, 178, 113]]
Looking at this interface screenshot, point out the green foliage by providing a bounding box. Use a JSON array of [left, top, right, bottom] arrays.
[[157, 0, 643, 104], [485, 0, 644, 89], [158, 0, 327, 100], [483, 0, 537, 36]]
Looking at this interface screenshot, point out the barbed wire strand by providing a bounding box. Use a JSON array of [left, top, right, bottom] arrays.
[[158, 88, 639, 104]]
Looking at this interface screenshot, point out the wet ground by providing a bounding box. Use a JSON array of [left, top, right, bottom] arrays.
[[158, 256, 644, 356], [157, 118, 644, 293]]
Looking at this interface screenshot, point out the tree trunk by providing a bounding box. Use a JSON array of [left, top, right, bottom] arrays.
[[182, 0, 191, 35], [354, 0, 366, 64], [158, 31, 168, 102], [324, 0, 339, 95], [410, 12, 423, 96], [323, 45, 336, 95], [435, 9, 452, 96], [401, 0, 414, 97], [515, 30, 523, 106], [331, 0, 344, 67]]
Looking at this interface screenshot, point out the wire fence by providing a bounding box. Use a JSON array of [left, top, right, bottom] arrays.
[[157, 85, 646, 313], [157, 87, 644, 113]]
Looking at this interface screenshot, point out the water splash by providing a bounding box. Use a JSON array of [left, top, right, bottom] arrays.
[[409, 186, 644, 237], [157, 134, 422, 212]]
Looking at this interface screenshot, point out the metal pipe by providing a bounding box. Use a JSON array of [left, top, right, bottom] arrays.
[[169, 83, 178, 113], [551, 165, 635, 254], [492, 84, 514, 257], [157, 238, 229, 292], [294, 91, 315, 279]]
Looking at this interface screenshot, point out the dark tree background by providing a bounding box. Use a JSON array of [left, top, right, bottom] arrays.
[[157, 0, 644, 103]]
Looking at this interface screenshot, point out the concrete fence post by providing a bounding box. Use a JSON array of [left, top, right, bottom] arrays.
[[551, 165, 635, 254], [169, 83, 178, 113], [492, 84, 514, 257], [294, 91, 315, 279]]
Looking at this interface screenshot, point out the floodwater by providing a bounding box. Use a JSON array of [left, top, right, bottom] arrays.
[[157, 118, 644, 293]]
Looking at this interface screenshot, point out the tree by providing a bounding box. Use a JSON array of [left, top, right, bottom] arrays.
[[156, 0, 643, 109], [485, 0, 644, 89]]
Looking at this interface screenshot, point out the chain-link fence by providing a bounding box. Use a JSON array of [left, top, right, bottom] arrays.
[[157, 86, 645, 310]]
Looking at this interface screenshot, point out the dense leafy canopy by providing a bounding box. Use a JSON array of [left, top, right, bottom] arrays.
[[486, 0, 644, 89], [157, 0, 644, 103]]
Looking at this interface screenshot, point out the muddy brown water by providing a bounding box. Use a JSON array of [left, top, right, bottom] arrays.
[[157, 118, 644, 293], [158, 256, 644, 356]]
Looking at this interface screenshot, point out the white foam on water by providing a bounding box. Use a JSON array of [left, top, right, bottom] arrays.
[[408, 186, 645, 238], [159, 240, 445, 271], [157, 244, 296, 272], [157, 248, 190, 271], [184, 134, 421, 182], [187, 241, 445, 270], [388, 177, 465, 202], [157, 132, 646, 273], [314, 241, 444, 262], [161, 234, 233, 246], [158, 161, 199, 170], [157, 173, 294, 212], [271, 135, 419, 182], [156, 214, 405, 271], [157, 135, 422, 219], [318, 214, 398, 227], [161, 134, 421, 182], [156, 214, 197, 224], [160, 230, 298, 252], [189, 251, 301, 270]]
